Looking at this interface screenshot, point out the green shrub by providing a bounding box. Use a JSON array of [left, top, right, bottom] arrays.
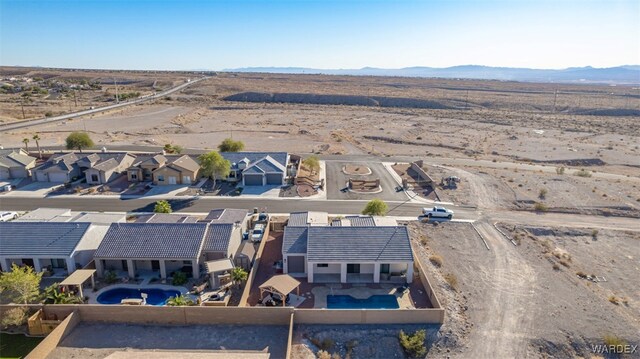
[[538, 188, 547, 199], [104, 270, 118, 284], [555, 166, 565, 175], [172, 271, 188, 286], [399, 329, 427, 358], [534, 202, 548, 212], [1, 307, 29, 329], [574, 169, 592, 178], [603, 334, 627, 349]]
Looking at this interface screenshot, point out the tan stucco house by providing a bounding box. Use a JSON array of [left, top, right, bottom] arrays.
[[0, 148, 37, 180], [127, 154, 200, 185]]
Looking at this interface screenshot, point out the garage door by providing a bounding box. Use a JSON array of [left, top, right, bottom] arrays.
[[9, 168, 28, 178], [288, 256, 305, 273], [168, 176, 177, 185], [48, 172, 68, 183], [35, 171, 48, 182], [265, 173, 282, 185], [243, 174, 263, 186], [0, 169, 9, 180]]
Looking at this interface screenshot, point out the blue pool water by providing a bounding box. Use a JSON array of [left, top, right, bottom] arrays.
[[96, 287, 181, 305], [327, 295, 399, 309]]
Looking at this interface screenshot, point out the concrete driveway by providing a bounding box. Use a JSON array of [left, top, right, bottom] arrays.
[[4, 182, 63, 198], [325, 161, 409, 201]]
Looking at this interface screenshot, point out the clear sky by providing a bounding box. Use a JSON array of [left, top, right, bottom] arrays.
[[1, 0, 638, 70]]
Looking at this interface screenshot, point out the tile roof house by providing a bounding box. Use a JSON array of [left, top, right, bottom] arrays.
[[282, 226, 414, 284], [288, 212, 329, 227], [220, 152, 290, 186], [0, 148, 37, 180], [0, 222, 110, 276], [33, 152, 134, 184], [127, 154, 200, 185], [93, 221, 242, 279]]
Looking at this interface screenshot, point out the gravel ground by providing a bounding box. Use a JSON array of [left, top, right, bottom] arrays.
[[47, 323, 289, 359]]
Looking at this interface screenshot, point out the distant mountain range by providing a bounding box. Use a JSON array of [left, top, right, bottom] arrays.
[[223, 65, 640, 84]]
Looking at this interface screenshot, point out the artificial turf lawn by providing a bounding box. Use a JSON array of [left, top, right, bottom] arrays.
[[0, 333, 43, 359]]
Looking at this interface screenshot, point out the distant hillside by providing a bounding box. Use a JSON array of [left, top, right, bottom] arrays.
[[224, 65, 640, 85]]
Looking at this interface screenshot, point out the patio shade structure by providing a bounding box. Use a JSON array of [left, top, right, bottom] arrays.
[[206, 258, 235, 289], [59, 269, 96, 298], [259, 274, 301, 307]]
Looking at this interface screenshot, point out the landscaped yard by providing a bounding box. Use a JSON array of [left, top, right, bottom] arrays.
[[0, 333, 43, 359]]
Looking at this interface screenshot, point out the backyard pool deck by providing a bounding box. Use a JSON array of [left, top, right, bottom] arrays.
[[247, 231, 432, 309]]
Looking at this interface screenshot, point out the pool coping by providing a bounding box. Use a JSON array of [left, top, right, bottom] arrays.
[[88, 284, 190, 305]]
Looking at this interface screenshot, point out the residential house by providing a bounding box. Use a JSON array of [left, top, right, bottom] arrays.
[[127, 154, 200, 185], [81, 153, 135, 184], [282, 226, 414, 284], [220, 152, 289, 186], [204, 208, 251, 233], [0, 222, 110, 276], [94, 223, 208, 279], [16, 208, 127, 226], [0, 148, 37, 180], [33, 153, 80, 183], [287, 211, 329, 227], [126, 154, 167, 182]]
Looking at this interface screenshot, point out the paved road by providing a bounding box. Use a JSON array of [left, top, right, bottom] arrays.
[[0, 77, 209, 132], [0, 196, 470, 218]]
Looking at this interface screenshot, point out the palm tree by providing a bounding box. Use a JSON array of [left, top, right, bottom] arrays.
[[22, 138, 30, 153], [231, 267, 248, 288], [32, 134, 42, 158], [166, 294, 194, 306]]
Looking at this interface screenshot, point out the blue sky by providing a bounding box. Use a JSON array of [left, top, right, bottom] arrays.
[[1, 0, 638, 70]]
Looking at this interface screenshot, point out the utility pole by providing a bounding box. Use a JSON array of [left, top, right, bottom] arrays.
[[552, 88, 558, 113], [21, 102, 26, 119], [114, 78, 119, 104], [73, 90, 78, 107]]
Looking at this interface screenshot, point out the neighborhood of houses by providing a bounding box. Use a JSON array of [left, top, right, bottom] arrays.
[[0, 145, 447, 358]]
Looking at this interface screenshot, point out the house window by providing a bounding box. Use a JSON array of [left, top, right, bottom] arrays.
[[183, 260, 191, 265], [91, 174, 99, 182], [157, 175, 164, 181], [380, 264, 390, 274], [52, 259, 66, 268], [131, 173, 137, 180], [316, 263, 329, 268]]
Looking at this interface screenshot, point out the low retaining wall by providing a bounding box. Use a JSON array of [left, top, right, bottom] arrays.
[[26, 310, 79, 359], [415, 257, 443, 309], [294, 308, 443, 324], [410, 161, 434, 183]]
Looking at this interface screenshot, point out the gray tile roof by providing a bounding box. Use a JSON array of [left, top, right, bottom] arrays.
[[330, 216, 377, 227], [135, 213, 199, 224], [204, 209, 249, 224], [0, 222, 91, 257], [283, 226, 309, 255], [202, 224, 234, 252], [288, 212, 329, 227], [306, 226, 413, 262], [221, 152, 288, 172], [0, 150, 36, 168], [94, 223, 207, 259]]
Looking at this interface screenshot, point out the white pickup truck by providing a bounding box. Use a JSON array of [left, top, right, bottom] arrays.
[[422, 206, 454, 219]]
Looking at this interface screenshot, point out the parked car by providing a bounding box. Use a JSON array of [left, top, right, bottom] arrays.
[[0, 211, 19, 222], [422, 206, 454, 219], [251, 224, 266, 243], [0, 184, 13, 192]]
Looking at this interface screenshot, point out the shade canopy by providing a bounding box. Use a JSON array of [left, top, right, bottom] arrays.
[[59, 269, 96, 286], [259, 274, 300, 297], [205, 258, 234, 274]]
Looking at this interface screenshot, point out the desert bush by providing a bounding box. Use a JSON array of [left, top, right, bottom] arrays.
[[534, 202, 548, 212], [444, 273, 458, 290], [574, 169, 592, 178], [538, 188, 547, 199], [44, 111, 53, 117], [87, 187, 96, 194], [555, 166, 565, 175], [576, 271, 587, 278], [399, 329, 427, 358], [1, 307, 28, 329], [429, 255, 443, 267], [172, 271, 188, 286], [345, 340, 358, 359], [608, 295, 619, 305], [552, 264, 560, 270], [559, 259, 570, 268], [603, 334, 627, 349], [591, 229, 599, 240]]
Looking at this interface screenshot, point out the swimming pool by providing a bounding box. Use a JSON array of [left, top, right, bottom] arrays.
[[96, 287, 181, 305], [327, 295, 399, 309]]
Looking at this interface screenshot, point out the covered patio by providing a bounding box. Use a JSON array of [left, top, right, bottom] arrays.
[[258, 274, 304, 307], [205, 258, 234, 289], [59, 269, 96, 299]]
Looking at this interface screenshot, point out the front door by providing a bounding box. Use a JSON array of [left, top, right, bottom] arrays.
[[151, 261, 160, 271], [168, 176, 177, 185], [347, 264, 360, 274], [21, 258, 34, 268]]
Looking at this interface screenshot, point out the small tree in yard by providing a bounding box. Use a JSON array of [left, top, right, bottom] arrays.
[[65, 132, 94, 152], [302, 155, 320, 174], [218, 138, 245, 152], [32, 134, 42, 158], [1, 307, 29, 329], [198, 151, 231, 187], [399, 329, 427, 358], [231, 267, 248, 288], [154, 200, 172, 213], [362, 199, 388, 216], [0, 264, 43, 304], [22, 138, 30, 153]]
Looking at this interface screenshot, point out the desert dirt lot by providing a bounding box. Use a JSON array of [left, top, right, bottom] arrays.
[[2, 69, 639, 170], [409, 221, 640, 358]]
